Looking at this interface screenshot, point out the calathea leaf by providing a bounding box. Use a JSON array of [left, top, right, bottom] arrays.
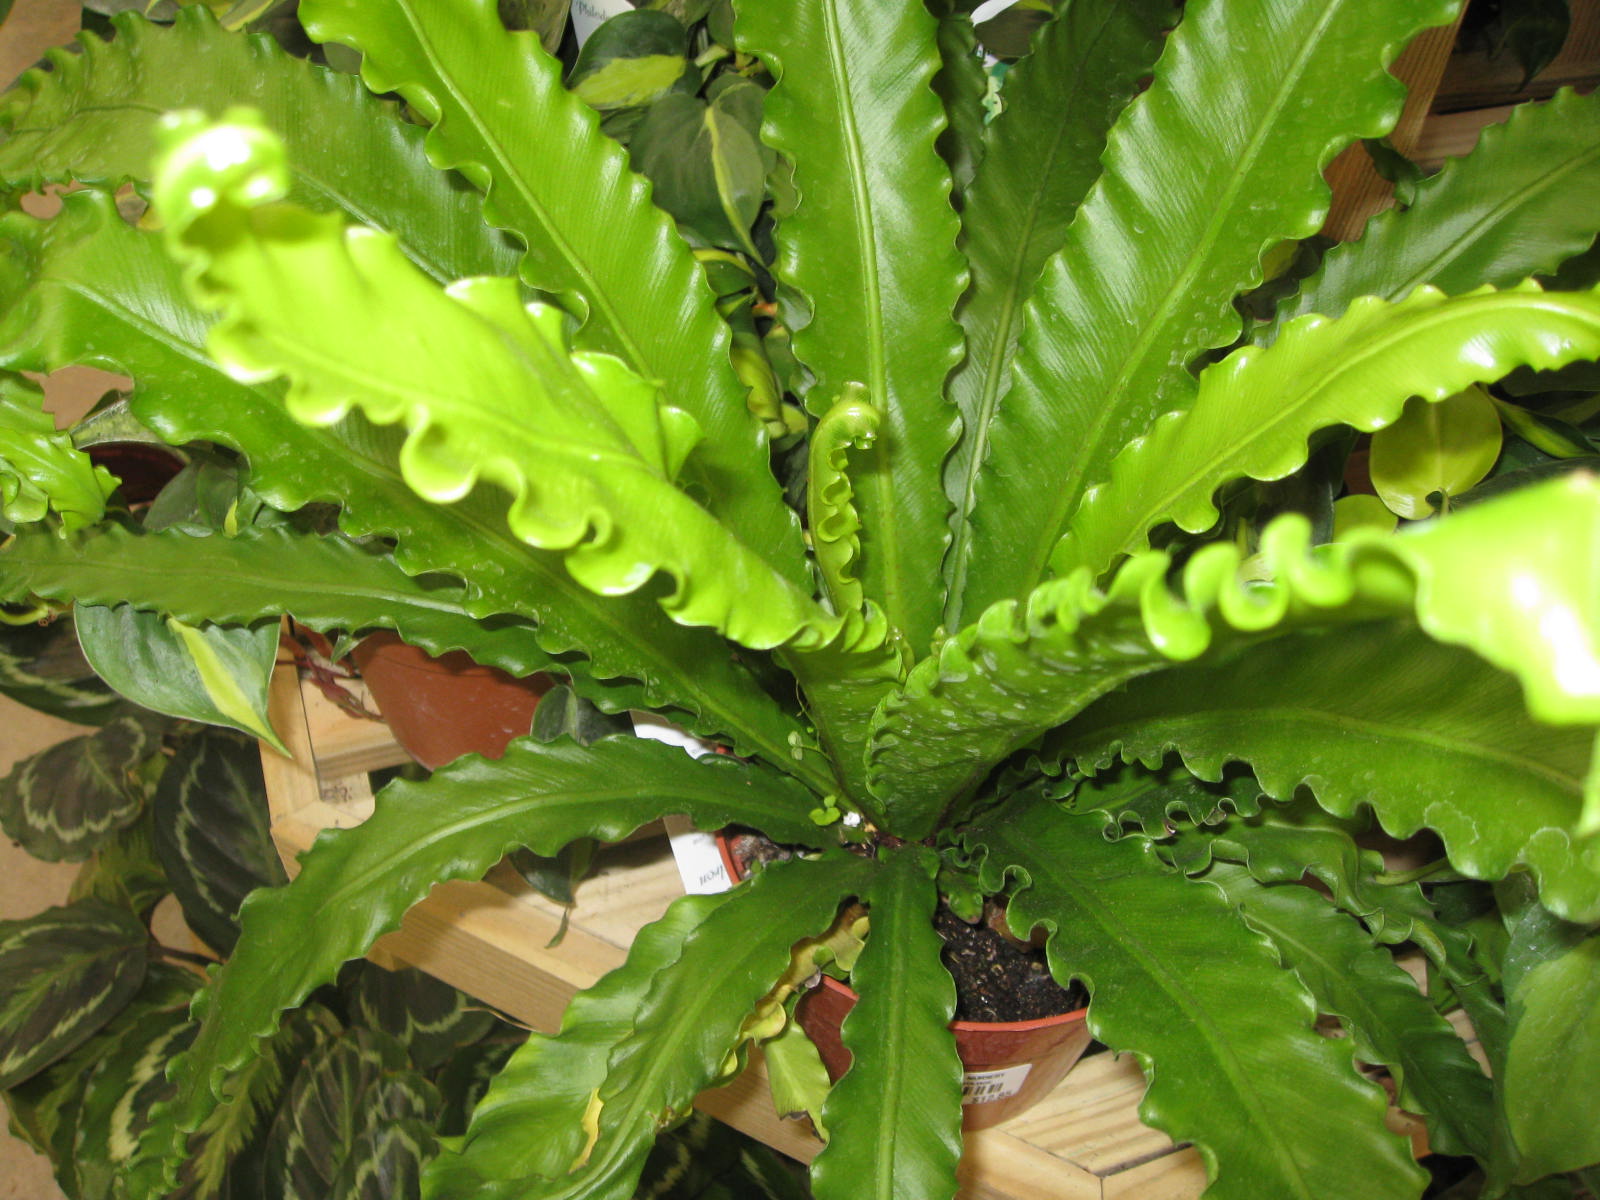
[[348, 964, 496, 1072], [262, 1027, 439, 1200], [1204, 863, 1495, 1162], [1267, 88, 1600, 339], [0, 372, 117, 533], [70, 808, 169, 918], [959, 0, 1462, 620], [158, 733, 827, 1181], [0, 194, 814, 773], [74, 603, 284, 750], [0, 900, 149, 1088], [737, 0, 967, 652], [808, 847, 962, 1200], [150, 111, 838, 654], [152, 726, 285, 958], [969, 801, 1427, 1200], [1, 963, 196, 1200], [296, 0, 807, 579], [430, 853, 878, 1200], [0, 7, 518, 284], [1055, 280, 1600, 580], [0, 711, 162, 862], [427, 889, 740, 1190], [0, 614, 121, 726], [1052, 621, 1600, 922], [567, 9, 691, 110], [941, 0, 1178, 629]]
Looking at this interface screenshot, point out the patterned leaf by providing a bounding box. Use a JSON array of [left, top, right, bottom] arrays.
[[969, 802, 1426, 1200], [0, 373, 117, 534], [1053, 622, 1600, 922], [1056, 281, 1600, 578], [0, 8, 517, 283], [0, 191, 816, 776], [70, 809, 169, 918], [348, 964, 495, 1072], [737, 0, 966, 650], [960, 0, 1462, 619], [0, 900, 149, 1088], [941, 0, 1178, 628], [808, 848, 962, 1200], [160, 733, 827, 1179], [0, 712, 159, 862], [263, 1027, 438, 1200], [150, 111, 836, 655], [152, 727, 285, 958], [1205, 863, 1495, 1161], [0, 614, 121, 726], [296, 0, 806, 578], [1270, 87, 1600, 336], [1, 964, 195, 1200], [74, 603, 284, 749]]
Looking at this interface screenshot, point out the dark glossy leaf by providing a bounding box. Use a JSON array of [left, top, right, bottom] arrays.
[[74, 603, 283, 749], [348, 964, 496, 1072], [1073, 759, 1265, 836], [432, 1036, 521, 1138], [0, 900, 149, 1088], [163, 733, 827, 1166], [568, 9, 689, 110], [262, 1027, 438, 1200], [1271, 88, 1600, 338], [0, 712, 158, 861], [970, 802, 1427, 1200], [942, 0, 1178, 628], [499, 0, 570, 51], [929, 9, 988, 205], [0, 614, 121, 725], [1053, 622, 1600, 922], [152, 727, 286, 957], [430, 853, 877, 1200], [964, 0, 1461, 615], [808, 848, 962, 1200], [630, 86, 766, 252], [1206, 864, 1495, 1162]]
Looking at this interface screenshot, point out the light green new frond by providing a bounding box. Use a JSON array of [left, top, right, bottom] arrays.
[[1056, 280, 1600, 580], [151, 111, 839, 654]]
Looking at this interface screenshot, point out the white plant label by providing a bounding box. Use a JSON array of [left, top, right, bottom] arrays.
[[630, 713, 734, 895], [961, 1063, 1032, 1105], [570, 0, 635, 46]]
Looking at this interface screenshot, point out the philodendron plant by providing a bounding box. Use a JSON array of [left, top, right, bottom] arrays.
[[3, 0, 1600, 1196]]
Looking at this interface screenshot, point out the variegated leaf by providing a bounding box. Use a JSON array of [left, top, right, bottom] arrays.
[[348, 964, 496, 1072], [0, 900, 149, 1088], [0, 712, 162, 862], [152, 727, 286, 957]]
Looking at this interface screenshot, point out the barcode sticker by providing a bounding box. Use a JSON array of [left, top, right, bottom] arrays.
[[630, 714, 734, 895], [961, 1063, 1032, 1105]]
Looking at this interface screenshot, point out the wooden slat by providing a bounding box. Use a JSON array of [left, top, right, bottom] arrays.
[[1322, 12, 1467, 241], [1435, 0, 1600, 112]]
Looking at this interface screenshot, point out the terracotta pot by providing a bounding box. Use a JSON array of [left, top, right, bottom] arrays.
[[352, 632, 552, 769], [716, 837, 1092, 1131]]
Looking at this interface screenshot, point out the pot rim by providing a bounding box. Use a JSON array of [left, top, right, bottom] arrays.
[[715, 832, 1089, 1030]]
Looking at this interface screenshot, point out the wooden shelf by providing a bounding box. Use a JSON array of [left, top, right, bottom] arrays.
[[260, 663, 1468, 1199]]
